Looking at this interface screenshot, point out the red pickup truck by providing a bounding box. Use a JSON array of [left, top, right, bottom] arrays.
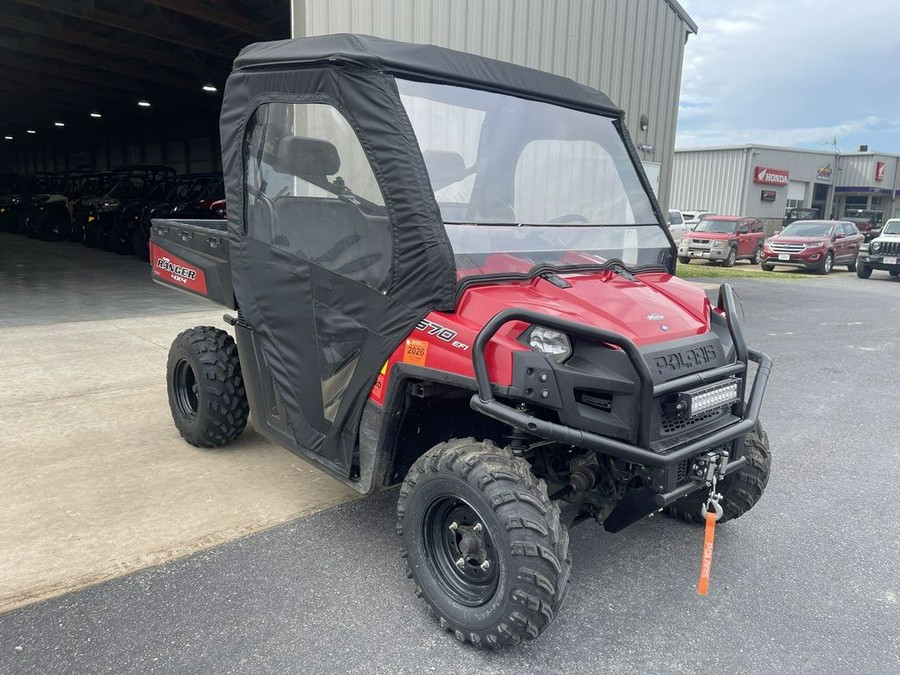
[[677, 216, 766, 267]]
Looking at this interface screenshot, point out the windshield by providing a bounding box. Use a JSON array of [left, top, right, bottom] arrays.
[[882, 219, 900, 235], [781, 221, 833, 237], [396, 80, 666, 279], [694, 219, 737, 234]]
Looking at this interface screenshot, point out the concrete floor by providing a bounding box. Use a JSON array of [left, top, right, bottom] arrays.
[[0, 234, 357, 612]]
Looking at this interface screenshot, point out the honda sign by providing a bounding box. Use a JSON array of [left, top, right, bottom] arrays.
[[754, 166, 790, 186]]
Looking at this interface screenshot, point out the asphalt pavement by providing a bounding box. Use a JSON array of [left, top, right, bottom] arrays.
[[2, 273, 899, 675]]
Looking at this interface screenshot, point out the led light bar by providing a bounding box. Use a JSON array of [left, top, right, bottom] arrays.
[[675, 379, 741, 418]]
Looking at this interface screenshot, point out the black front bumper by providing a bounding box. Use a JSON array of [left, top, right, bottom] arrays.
[[469, 284, 772, 508]]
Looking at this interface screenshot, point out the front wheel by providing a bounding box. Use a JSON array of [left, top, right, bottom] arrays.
[[856, 264, 872, 279], [760, 262, 775, 272], [166, 326, 249, 447], [817, 251, 833, 275], [397, 439, 570, 649], [666, 421, 771, 525], [678, 256, 691, 265], [723, 247, 737, 267], [890, 269, 900, 278]]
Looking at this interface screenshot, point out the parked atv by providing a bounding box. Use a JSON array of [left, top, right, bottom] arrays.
[[82, 165, 175, 251], [131, 173, 223, 260], [151, 35, 773, 649]]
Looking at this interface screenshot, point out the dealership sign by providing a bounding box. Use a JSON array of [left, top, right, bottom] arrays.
[[875, 161, 885, 182], [754, 166, 789, 186], [816, 163, 833, 182], [760, 190, 777, 202]]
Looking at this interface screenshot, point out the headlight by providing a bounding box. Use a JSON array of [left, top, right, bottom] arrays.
[[872, 241, 882, 252], [712, 240, 725, 248], [527, 326, 572, 364], [98, 198, 120, 212]]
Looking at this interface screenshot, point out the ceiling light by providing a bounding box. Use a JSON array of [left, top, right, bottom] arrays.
[[202, 84, 217, 93], [90, 112, 102, 118], [4, 135, 12, 140], [54, 121, 65, 127], [137, 100, 151, 108], [26, 129, 36, 134]]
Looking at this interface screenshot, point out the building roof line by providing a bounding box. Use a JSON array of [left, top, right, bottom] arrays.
[[667, 0, 698, 34], [676, 143, 900, 159]]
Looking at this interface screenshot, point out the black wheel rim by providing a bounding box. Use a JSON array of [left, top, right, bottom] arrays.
[[173, 359, 200, 421], [423, 496, 499, 607]]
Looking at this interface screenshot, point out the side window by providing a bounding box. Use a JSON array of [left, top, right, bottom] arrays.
[[752, 219, 763, 233], [244, 102, 390, 292], [844, 222, 857, 236]]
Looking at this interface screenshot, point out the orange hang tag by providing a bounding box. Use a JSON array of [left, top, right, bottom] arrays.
[[696, 510, 717, 596], [403, 338, 429, 366]]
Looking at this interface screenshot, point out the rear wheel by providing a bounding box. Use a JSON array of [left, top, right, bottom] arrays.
[[890, 269, 900, 278], [166, 326, 249, 448], [818, 251, 833, 275], [856, 264, 872, 279], [397, 439, 570, 649], [723, 247, 737, 267], [749, 245, 761, 265], [666, 421, 770, 524]]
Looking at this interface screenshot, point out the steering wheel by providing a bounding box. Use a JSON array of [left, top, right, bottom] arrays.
[[549, 213, 589, 224]]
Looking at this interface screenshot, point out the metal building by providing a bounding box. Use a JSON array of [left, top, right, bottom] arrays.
[[671, 145, 900, 229], [291, 0, 697, 212]]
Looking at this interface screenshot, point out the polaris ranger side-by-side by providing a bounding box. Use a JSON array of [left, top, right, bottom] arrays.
[[151, 35, 773, 648]]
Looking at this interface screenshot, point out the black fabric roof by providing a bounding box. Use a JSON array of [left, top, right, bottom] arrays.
[[233, 33, 622, 117]]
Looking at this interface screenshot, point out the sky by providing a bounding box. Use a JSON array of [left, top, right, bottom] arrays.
[[676, 0, 900, 153]]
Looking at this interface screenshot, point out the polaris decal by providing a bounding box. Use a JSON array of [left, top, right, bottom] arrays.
[[653, 344, 717, 375], [150, 243, 208, 295], [416, 318, 469, 351]]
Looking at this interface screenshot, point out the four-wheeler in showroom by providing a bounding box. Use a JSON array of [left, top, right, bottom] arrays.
[[151, 35, 773, 648], [856, 218, 900, 279], [677, 216, 766, 266], [759, 220, 863, 274]]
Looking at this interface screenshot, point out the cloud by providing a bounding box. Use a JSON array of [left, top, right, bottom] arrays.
[[677, 116, 882, 149], [676, 0, 900, 152]]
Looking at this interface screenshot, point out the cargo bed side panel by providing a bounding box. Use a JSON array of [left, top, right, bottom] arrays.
[[149, 218, 235, 309]]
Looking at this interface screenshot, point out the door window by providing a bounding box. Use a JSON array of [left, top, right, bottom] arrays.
[[244, 102, 391, 293]]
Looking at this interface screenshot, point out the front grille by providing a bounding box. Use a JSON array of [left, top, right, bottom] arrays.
[[769, 243, 805, 253], [692, 238, 711, 245], [660, 404, 730, 435], [875, 240, 900, 255]]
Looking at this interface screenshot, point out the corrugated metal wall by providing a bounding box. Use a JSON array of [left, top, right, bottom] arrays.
[[669, 148, 747, 215], [293, 0, 694, 211]]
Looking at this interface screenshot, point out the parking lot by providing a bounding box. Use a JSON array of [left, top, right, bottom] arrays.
[[1, 233, 898, 674]]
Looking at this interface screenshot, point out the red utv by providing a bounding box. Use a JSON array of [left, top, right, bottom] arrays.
[[760, 220, 862, 274], [677, 216, 766, 267], [150, 35, 773, 648]]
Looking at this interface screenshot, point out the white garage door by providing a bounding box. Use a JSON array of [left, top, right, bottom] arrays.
[[788, 180, 806, 202]]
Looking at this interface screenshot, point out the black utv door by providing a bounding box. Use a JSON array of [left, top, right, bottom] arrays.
[[237, 101, 417, 476]]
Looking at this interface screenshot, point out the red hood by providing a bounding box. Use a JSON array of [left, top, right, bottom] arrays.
[[451, 271, 711, 347], [685, 231, 736, 240]]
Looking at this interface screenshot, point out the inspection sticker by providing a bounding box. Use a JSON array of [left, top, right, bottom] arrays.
[[403, 338, 429, 366]]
